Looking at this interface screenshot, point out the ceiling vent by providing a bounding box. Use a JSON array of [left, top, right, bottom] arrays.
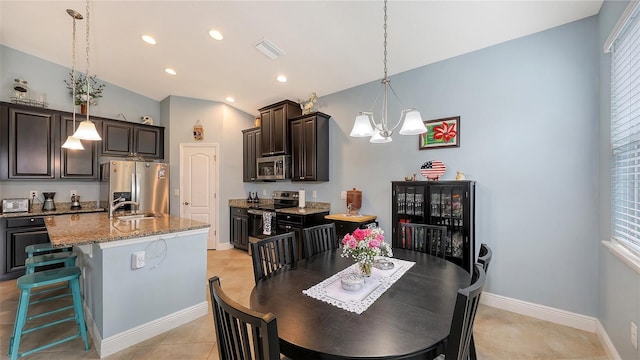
[[254, 38, 284, 60]]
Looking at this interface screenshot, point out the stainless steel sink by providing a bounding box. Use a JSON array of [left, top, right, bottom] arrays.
[[116, 213, 158, 221]]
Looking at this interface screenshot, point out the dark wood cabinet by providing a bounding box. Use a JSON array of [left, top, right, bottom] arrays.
[[60, 115, 99, 179], [242, 127, 261, 182], [276, 211, 329, 259], [102, 120, 163, 159], [259, 100, 301, 156], [230, 207, 249, 250], [391, 180, 476, 273], [290, 112, 330, 182], [1, 217, 49, 280], [1, 105, 57, 179]]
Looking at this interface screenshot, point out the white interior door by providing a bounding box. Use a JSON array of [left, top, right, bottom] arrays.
[[180, 144, 218, 249]]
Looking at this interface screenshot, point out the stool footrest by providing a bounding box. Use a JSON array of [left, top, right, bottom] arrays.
[[23, 314, 75, 335], [19, 333, 82, 358], [27, 304, 74, 322], [31, 285, 69, 299]]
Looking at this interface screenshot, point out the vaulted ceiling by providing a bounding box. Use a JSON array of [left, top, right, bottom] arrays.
[[1, 1, 603, 116]]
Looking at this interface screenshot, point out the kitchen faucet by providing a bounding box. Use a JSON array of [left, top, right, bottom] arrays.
[[109, 197, 140, 217]]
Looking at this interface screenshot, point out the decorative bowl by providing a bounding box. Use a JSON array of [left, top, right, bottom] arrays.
[[341, 273, 365, 292], [374, 258, 395, 270]]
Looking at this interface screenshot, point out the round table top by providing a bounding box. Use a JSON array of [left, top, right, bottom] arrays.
[[250, 248, 470, 359]]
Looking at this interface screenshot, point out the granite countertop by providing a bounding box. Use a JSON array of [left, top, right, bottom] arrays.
[[45, 212, 210, 247], [0, 202, 105, 218], [228, 199, 330, 215]]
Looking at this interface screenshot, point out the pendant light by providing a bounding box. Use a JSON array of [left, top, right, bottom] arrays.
[[72, 0, 102, 141], [61, 9, 84, 150], [350, 0, 427, 143]]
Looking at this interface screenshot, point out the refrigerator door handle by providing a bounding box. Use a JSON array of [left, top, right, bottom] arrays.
[[132, 172, 137, 202]]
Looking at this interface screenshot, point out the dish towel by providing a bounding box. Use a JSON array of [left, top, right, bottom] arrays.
[[263, 212, 273, 235]]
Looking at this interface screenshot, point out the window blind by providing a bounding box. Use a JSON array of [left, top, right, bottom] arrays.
[[611, 5, 640, 254]]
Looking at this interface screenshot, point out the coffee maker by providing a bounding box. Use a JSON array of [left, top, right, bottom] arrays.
[[71, 194, 81, 210], [42, 192, 56, 211]]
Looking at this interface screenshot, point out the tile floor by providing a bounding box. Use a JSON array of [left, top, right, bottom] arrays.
[[0, 248, 608, 360]]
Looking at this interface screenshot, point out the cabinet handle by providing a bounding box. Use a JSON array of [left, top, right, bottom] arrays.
[[183, 201, 190, 205]]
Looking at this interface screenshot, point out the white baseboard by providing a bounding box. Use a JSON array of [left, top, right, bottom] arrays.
[[216, 242, 234, 250], [84, 301, 209, 358], [480, 292, 620, 359]]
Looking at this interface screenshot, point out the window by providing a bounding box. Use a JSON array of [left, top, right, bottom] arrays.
[[611, 3, 640, 254]]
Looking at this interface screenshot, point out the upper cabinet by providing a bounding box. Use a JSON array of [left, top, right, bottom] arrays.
[[242, 127, 261, 182], [101, 119, 164, 159], [0, 104, 57, 179], [0, 102, 164, 181], [60, 115, 99, 179], [259, 100, 301, 156], [290, 112, 330, 182]]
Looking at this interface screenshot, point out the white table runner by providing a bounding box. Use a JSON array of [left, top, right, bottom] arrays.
[[302, 258, 415, 314]]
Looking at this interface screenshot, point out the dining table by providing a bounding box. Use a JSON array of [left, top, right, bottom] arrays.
[[249, 248, 471, 360]]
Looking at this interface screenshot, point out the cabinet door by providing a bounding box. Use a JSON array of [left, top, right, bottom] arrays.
[[272, 105, 287, 154], [7, 107, 56, 179], [302, 118, 317, 179], [243, 128, 260, 182], [102, 120, 133, 156], [231, 215, 248, 249], [391, 182, 428, 248], [60, 115, 98, 179], [5, 227, 49, 274], [260, 110, 272, 155], [134, 125, 163, 159], [290, 119, 305, 180]]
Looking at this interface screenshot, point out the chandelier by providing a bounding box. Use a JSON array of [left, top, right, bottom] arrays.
[[72, 0, 102, 142], [349, 0, 427, 143], [61, 9, 84, 150]]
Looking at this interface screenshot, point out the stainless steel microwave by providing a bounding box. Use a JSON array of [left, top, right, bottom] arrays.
[[257, 155, 290, 180]]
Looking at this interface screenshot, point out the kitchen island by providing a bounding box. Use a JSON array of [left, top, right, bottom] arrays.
[[45, 212, 210, 358]]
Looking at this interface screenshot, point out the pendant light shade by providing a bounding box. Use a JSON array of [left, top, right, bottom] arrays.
[[62, 135, 84, 150], [350, 113, 375, 137], [398, 110, 426, 135], [370, 130, 392, 143], [73, 120, 102, 140]]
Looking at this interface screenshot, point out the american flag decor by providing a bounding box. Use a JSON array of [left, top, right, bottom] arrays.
[[420, 160, 446, 180]]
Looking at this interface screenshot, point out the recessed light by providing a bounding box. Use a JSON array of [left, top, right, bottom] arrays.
[[209, 30, 223, 41], [225, 97, 235, 103], [276, 75, 287, 83], [141, 35, 156, 45], [165, 68, 176, 75]]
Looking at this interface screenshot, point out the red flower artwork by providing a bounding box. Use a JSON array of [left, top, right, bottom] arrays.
[[432, 122, 457, 142]]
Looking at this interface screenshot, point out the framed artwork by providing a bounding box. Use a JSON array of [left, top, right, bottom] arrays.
[[418, 116, 460, 150]]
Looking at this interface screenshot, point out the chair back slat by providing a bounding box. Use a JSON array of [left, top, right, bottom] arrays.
[[478, 243, 492, 272], [397, 223, 447, 258], [209, 276, 280, 360], [251, 232, 297, 284], [445, 264, 486, 360], [302, 223, 338, 259]]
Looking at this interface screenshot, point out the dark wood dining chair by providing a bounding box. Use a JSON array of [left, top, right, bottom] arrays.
[[397, 223, 448, 258], [478, 243, 492, 272], [250, 231, 297, 284], [435, 263, 486, 360], [208, 276, 281, 360], [301, 223, 339, 259]]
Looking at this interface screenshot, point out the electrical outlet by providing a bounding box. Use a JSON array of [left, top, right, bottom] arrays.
[[312, 190, 317, 198], [632, 322, 638, 349], [341, 191, 347, 200], [70, 190, 77, 197], [131, 251, 145, 270], [29, 190, 38, 200], [263, 189, 267, 196]]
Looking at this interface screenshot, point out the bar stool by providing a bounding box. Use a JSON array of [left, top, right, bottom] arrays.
[[8, 267, 90, 360], [25, 252, 77, 274], [25, 243, 71, 258]]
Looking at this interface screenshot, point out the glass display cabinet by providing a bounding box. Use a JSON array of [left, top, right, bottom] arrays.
[[391, 180, 476, 272]]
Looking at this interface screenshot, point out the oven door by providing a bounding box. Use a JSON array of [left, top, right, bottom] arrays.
[[247, 209, 276, 240]]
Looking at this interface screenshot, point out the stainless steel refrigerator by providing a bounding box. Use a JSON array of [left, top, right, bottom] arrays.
[[100, 160, 169, 214]]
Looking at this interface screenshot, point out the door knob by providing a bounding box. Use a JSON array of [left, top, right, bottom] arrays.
[[183, 201, 190, 205]]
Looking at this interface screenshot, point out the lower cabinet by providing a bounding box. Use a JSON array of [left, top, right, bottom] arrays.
[[230, 207, 249, 250], [276, 211, 329, 259], [1, 217, 50, 280]]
